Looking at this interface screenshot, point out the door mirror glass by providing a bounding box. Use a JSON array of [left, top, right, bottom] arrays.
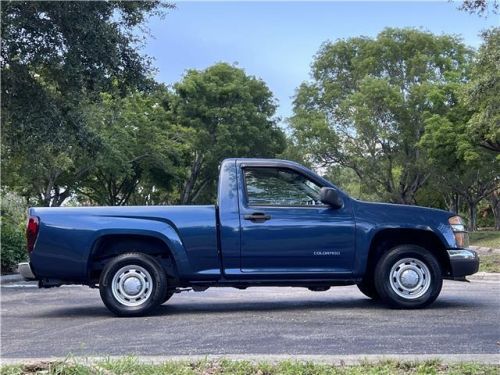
[[320, 187, 343, 209]]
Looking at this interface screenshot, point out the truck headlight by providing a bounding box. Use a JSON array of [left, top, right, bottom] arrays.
[[448, 216, 469, 248]]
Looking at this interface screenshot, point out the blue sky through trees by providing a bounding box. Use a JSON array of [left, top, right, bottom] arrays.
[[142, 1, 498, 121]]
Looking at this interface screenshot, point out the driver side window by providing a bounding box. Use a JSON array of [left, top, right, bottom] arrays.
[[244, 167, 324, 207]]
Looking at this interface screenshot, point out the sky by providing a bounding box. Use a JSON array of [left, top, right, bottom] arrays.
[[141, 1, 498, 121]]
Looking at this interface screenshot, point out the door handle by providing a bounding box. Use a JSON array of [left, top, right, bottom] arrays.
[[244, 212, 271, 222]]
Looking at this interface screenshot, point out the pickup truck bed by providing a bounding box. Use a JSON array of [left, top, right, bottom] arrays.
[[29, 205, 220, 282]]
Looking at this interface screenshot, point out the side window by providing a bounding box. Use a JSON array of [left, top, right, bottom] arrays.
[[244, 167, 324, 207]]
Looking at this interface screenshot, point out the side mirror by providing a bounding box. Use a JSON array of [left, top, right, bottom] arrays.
[[320, 187, 343, 209]]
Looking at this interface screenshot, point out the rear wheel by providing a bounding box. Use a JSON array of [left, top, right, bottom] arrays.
[[161, 289, 176, 304], [374, 245, 442, 309], [99, 252, 167, 316]]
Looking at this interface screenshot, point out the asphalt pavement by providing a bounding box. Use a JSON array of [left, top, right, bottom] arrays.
[[1, 280, 499, 359]]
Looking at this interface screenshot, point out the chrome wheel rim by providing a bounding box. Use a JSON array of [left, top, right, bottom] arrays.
[[389, 258, 431, 299], [111, 265, 153, 307]]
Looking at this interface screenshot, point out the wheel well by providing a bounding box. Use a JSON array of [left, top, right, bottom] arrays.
[[365, 229, 451, 278], [88, 235, 178, 284]]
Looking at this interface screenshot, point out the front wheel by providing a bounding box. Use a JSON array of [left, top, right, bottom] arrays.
[[357, 278, 379, 300], [99, 253, 167, 316], [374, 245, 442, 309]]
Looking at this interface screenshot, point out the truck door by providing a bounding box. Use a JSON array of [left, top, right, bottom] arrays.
[[238, 165, 355, 277]]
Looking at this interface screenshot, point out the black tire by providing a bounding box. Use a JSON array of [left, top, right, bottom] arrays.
[[357, 278, 379, 300], [374, 245, 442, 309], [161, 289, 176, 304], [99, 252, 168, 317]]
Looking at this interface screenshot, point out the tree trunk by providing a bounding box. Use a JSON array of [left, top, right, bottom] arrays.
[[39, 181, 71, 207], [190, 179, 209, 204], [467, 200, 478, 231], [52, 187, 71, 207], [489, 191, 500, 230], [180, 152, 203, 204], [447, 192, 460, 214], [397, 169, 428, 205]]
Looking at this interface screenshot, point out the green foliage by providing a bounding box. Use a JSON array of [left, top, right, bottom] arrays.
[[1, 71, 100, 206], [465, 28, 500, 153], [459, 0, 499, 16], [279, 140, 314, 168], [325, 165, 380, 202], [0, 190, 27, 272], [1, 1, 169, 207], [0, 1, 497, 233], [419, 77, 499, 230], [172, 63, 286, 203], [80, 89, 191, 206], [290, 28, 472, 204], [1, 1, 168, 95]]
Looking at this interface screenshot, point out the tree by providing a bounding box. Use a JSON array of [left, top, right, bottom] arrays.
[[79, 90, 189, 206], [1, 1, 168, 95], [324, 165, 381, 202], [464, 28, 500, 153], [172, 63, 286, 204], [420, 107, 499, 231], [1, 88, 99, 206], [459, 0, 499, 16], [419, 28, 500, 230], [1, 1, 170, 206], [290, 28, 472, 204]]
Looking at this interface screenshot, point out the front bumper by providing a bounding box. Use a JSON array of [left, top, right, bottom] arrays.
[[447, 249, 479, 277], [18, 262, 36, 280]]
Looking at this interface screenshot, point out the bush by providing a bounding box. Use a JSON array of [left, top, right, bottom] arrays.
[[1, 190, 27, 273], [1, 222, 26, 273]]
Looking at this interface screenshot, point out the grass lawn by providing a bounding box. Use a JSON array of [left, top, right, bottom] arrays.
[[478, 253, 500, 273], [469, 231, 500, 273], [1, 358, 499, 375], [469, 231, 500, 249]]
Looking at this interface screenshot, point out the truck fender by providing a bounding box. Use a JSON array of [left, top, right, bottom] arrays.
[[88, 216, 194, 279]]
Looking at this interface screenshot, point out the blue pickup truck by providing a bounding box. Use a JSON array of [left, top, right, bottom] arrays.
[[20, 158, 479, 316]]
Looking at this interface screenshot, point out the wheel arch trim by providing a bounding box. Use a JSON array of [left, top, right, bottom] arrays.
[[87, 224, 193, 280], [360, 226, 452, 277]]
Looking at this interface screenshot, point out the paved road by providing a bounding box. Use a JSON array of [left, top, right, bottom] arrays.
[[1, 280, 499, 358]]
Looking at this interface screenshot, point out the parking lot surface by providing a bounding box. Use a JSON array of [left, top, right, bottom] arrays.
[[1, 280, 499, 358]]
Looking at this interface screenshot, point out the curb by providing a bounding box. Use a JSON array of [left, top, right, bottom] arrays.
[[468, 272, 500, 282], [470, 246, 500, 254], [0, 273, 24, 284], [1, 354, 499, 366]]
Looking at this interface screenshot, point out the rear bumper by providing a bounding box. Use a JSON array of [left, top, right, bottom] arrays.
[[18, 262, 36, 280], [447, 249, 479, 277]]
